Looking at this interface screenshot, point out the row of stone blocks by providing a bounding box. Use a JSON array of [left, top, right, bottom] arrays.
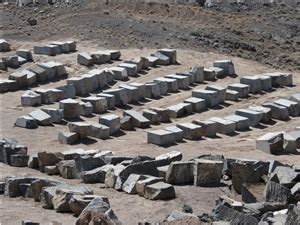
[[0, 49, 33, 71], [1, 60, 67, 93], [147, 93, 300, 146], [33, 41, 76, 56], [256, 127, 300, 155]]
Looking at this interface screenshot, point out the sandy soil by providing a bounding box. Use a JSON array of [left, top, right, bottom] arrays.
[[0, 1, 299, 224]]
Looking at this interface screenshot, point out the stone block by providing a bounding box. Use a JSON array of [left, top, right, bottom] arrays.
[[203, 68, 216, 80], [97, 93, 115, 110], [123, 110, 150, 128], [35, 88, 62, 104], [66, 76, 89, 96], [10, 154, 29, 167], [21, 91, 41, 106], [16, 49, 33, 61], [103, 88, 129, 106], [118, 63, 137, 76], [99, 114, 120, 135], [88, 69, 107, 89], [87, 122, 110, 139], [59, 98, 80, 119], [192, 120, 217, 137], [119, 84, 140, 103], [120, 116, 134, 130], [165, 74, 189, 90], [80, 73, 99, 92], [184, 97, 206, 112], [124, 57, 143, 72], [192, 89, 219, 107], [82, 96, 107, 114], [128, 83, 146, 100], [240, 76, 262, 93], [15, 116, 38, 129], [39, 61, 67, 78], [194, 159, 224, 186], [213, 60, 235, 76], [41, 108, 63, 123], [144, 182, 175, 200], [224, 114, 250, 131], [136, 176, 164, 196], [145, 82, 161, 99], [50, 41, 70, 53], [149, 107, 170, 123], [176, 72, 195, 85], [81, 165, 114, 183], [274, 99, 299, 117], [90, 51, 111, 64], [0, 60, 7, 71], [167, 103, 192, 118], [248, 106, 272, 123], [77, 53, 93, 66], [262, 102, 290, 121], [153, 77, 178, 93], [68, 122, 91, 138], [164, 126, 183, 142], [79, 101, 93, 116], [255, 75, 272, 91], [145, 56, 159, 67], [57, 160, 76, 179], [143, 109, 160, 124], [153, 79, 168, 95], [289, 93, 300, 104], [151, 52, 170, 65], [209, 66, 224, 78], [147, 130, 176, 146], [206, 84, 226, 104], [66, 41, 76, 52], [228, 83, 251, 99], [37, 152, 62, 172], [264, 181, 291, 204], [105, 50, 121, 60], [34, 45, 58, 56], [9, 71, 28, 88], [109, 67, 128, 81], [0, 39, 11, 52], [176, 123, 204, 140], [190, 66, 204, 83], [25, 70, 36, 86], [27, 65, 48, 82], [29, 109, 52, 126], [122, 174, 147, 194], [166, 161, 194, 184], [282, 132, 298, 154], [158, 49, 176, 64], [287, 131, 300, 148], [58, 132, 78, 145], [226, 89, 239, 101], [235, 109, 263, 127], [208, 117, 236, 135]]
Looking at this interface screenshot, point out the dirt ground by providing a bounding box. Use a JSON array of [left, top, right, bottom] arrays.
[[0, 1, 300, 225]]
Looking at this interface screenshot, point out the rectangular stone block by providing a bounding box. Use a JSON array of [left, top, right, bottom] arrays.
[[240, 76, 261, 93], [248, 106, 272, 123], [81, 96, 107, 114], [59, 98, 80, 119], [176, 123, 204, 140], [128, 83, 146, 100], [274, 99, 299, 117], [97, 93, 115, 110], [255, 75, 272, 91], [147, 130, 176, 146], [226, 89, 239, 101], [206, 84, 226, 104], [227, 83, 250, 98], [103, 88, 129, 106], [262, 102, 290, 121], [29, 109, 52, 126], [27, 65, 48, 82], [123, 110, 150, 128], [184, 97, 206, 113], [194, 159, 224, 186], [213, 60, 235, 76], [192, 89, 219, 107], [165, 161, 194, 184], [224, 114, 250, 131], [190, 66, 204, 83], [164, 126, 183, 142], [39, 61, 67, 78], [158, 49, 177, 64], [192, 120, 217, 137], [66, 77, 89, 96], [87, 122, 110, 139], [142, 109, 160, 124], [58, 132, 78, 145], [110, 67, 128, 81], [145, 82, 161, 99], [153, 79, 168, 96], [77, 53, 93, 66], [167, 103, 192, 118], [34, 45, 58, 56], [149, 107, 171, 123], [99, 114, 120, 135], [203, 68, 216, 80], [209, 67, 224, 78], [119, 84, 140, 103], [256, 132, 284, 155], [208, 117, 236, 135], [176, 72, 195, 85], [165, 74, 189, 90], [68, 122, 91, 138], [235, 109, 263, 127], [118, 63, 138, 77], [153, 77, 178, 93]]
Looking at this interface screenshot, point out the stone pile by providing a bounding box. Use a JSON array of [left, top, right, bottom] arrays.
[[1, 61, 67, 93], [1, 176, 121, 224], [34, 41, 76, 56]]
